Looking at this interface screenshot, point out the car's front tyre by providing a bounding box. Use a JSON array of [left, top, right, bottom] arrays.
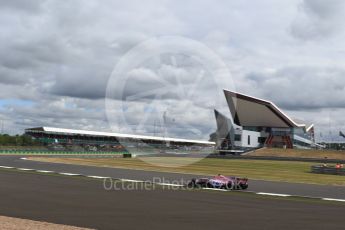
[[206, 182, 214, 188]]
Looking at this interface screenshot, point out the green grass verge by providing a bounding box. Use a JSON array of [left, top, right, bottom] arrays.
[[250, 148, 345, 160]]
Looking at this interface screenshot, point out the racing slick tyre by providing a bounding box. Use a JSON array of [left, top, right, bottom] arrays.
[[225, 182, 234, 190], [240, 184, 248, 190], [206, 182, 214, 188], [188, 179, 197, 188]]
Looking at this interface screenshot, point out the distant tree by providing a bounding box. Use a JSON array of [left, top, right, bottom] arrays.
[[0, 134, 39, 146]]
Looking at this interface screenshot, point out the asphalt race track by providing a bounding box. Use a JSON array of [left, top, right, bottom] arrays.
[[1, 156, 345, 199], [0, 169, 345, 230]]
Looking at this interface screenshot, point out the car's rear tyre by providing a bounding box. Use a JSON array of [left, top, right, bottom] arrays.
[[188, 179, 196, 188], [240, 184, 248, 190], [224, 182, 233, 190]]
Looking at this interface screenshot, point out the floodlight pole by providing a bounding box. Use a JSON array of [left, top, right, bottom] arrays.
[[154, 119, 156, 137], [163, 111, 169, 148], [163, 111, 167, 140]]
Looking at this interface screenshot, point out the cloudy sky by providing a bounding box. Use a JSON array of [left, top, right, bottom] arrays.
[[1, 0, 345, 142]]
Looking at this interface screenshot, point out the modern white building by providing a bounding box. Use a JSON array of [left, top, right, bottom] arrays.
[[215, 90, 319, 151]]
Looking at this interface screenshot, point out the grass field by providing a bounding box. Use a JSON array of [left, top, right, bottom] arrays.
[[249, 148, 345, 160], [29, 156, 345, 186]]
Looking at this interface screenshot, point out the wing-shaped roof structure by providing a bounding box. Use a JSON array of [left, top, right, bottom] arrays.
[[223, 90, 305, 128], [25, 127, 215, 145]]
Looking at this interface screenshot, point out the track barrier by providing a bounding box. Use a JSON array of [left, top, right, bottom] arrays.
[[311, 165, 345, 176]]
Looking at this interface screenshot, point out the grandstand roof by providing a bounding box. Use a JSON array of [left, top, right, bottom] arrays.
[[224, 90, 306, 128], [25, 127, 215, 145]]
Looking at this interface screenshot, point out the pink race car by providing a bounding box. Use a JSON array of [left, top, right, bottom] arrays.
[[188, 175, 248, 190]]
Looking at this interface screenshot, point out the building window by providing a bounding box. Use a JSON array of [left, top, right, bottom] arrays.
[[258, 137, 266, 144], [248, 135, 250, 145], [234, 134, 241, 141]]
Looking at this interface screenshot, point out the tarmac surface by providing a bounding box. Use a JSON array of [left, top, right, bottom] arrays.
[[1, 156, 345, 199], [0, 169, 344, 230]]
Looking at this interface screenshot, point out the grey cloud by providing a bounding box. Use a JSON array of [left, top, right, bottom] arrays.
[[0, 69, 29, 85], [0, 97, 109, 135], [0, 0, 344, 142], [303, 0, 342, 19], [244, 66, 345, 110], [50, 70, 110, 99], [0, 0, 45, 13], [290, 0, 345, 40]]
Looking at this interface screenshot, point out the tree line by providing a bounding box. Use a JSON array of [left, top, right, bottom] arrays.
[[0, 134, 40, 146]]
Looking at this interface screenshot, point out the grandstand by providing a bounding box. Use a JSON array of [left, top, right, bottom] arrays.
[[25, 127, 215, 154], [215, 90, 323, 152]]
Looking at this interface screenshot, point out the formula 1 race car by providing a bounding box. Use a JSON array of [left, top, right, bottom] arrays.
[[188, 175, 248, 190]]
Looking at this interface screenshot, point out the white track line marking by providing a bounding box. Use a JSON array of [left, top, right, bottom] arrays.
[[120, 179, 144, 183], [86, 176, 110, 179], [203, 188, 229, 192], [0, 166, 14, 169], [36, 170, 55, 173], [59, 173, 81, 176], [20, 157, 27, 160], [322, 198, 345, 202], [156, 183, 184, 187], [17, 168, 34, 171], [256, 192, 291, 197]]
